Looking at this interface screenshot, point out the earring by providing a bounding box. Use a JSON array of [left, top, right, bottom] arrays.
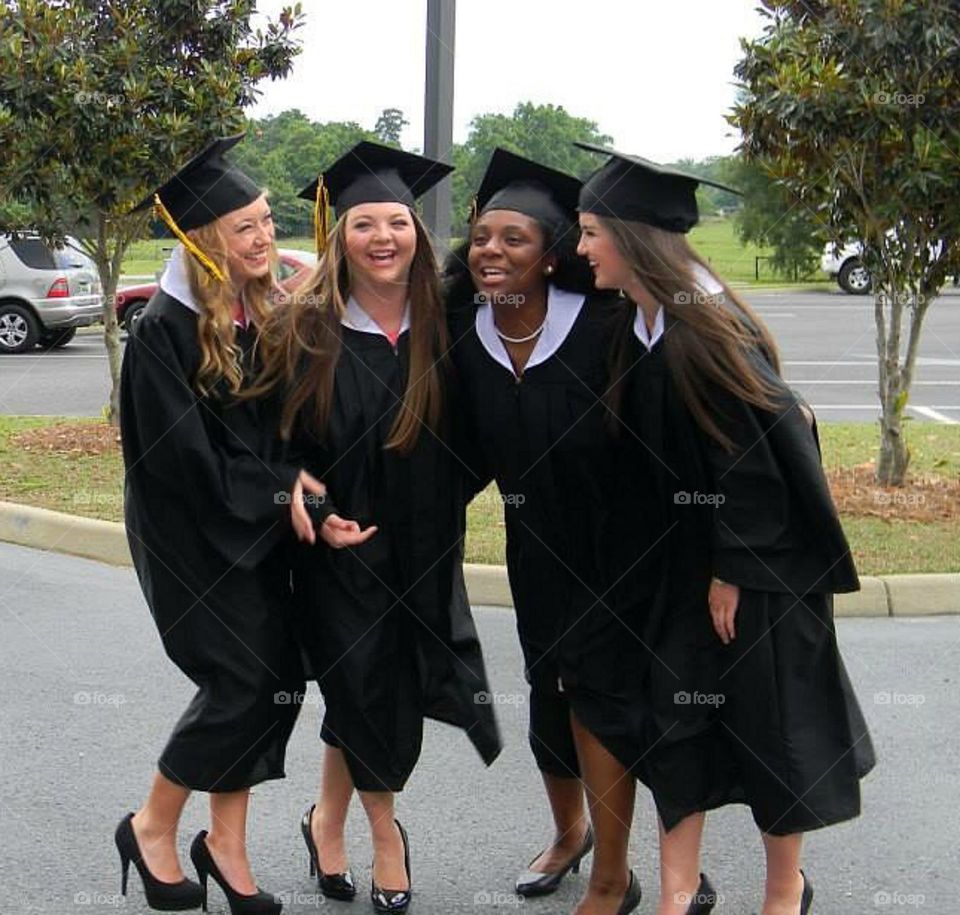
[[544, 265, 555, 276]]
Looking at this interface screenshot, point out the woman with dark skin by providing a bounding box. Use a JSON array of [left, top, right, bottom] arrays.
[[576, 144, 875, 915], [445, 149, 645, 915]]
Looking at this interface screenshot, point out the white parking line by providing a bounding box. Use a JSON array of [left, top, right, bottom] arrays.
[[910, 406, 959, 425]]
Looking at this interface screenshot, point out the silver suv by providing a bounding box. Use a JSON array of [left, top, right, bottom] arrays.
[[0, 235, 103, 353]]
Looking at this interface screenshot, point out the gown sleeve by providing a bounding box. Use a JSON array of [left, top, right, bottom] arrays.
[[121, 312, 301, 569]]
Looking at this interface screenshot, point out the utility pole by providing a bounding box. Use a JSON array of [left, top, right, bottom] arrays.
[[422, 0, 456, 250]]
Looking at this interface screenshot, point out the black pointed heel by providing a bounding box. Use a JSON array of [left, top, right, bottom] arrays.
[[800, 870, 814, 914], [189, 830, 281, 915], [115, 812, 204, 912], [370, 819, 411, 914], [300, 804, 356, 901], [514, 826, 594, 897], [617, 870, 642, 915], [683, 872, 718, 914]]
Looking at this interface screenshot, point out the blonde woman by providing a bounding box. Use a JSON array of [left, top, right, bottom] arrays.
[[254, 142, 501, 914], [117, 136, 323, 915]]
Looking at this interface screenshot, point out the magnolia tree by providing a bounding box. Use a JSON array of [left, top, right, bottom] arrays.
[[0, 0, 304, 421], [731, 0, 960, 485]]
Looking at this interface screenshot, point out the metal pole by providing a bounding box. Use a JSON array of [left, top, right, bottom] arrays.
[[422, 0, 456, 253]]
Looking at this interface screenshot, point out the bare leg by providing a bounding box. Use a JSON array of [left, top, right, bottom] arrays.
[[570, 714, 634, 915], [656, 813, 705, 915], [131, 771, 191, 882], [761, 833, 805, 915], [311, 745, 354, 874], [205, 789, 258, 896], [527, 773, 590, 872], [359, 790, 409, 892]]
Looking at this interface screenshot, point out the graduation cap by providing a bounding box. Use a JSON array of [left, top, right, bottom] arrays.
[[298, 141, 453, 254], [471, 148, 582, 238], [575, 142, 741, 234], [133, 134, 261, 281]]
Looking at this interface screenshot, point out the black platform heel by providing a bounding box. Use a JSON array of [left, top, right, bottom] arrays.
[[683, 872, 718, 914], [617, 870, 642, 915], [189, 830, 281, 915], [300, 804, 356, 901], [115, 812, 204, 912], [370, 819, 411, 914], [514, 826, 594, 897]]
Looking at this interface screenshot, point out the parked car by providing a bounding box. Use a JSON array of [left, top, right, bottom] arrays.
[[0, 235, 103, 353], [821, 241, 872, 294], [115, 248, 317, 330]]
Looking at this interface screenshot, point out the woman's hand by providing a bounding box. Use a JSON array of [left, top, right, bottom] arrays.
[[290, 470, 326, 545], [709, 578, 740, 645], [320, 514, 378, 549]]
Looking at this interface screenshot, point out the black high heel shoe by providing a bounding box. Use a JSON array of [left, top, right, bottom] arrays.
[[800, 870, 814, 914], [514, 826, 594, 897], [370, 819, 411, 914], [115, 812, 204, 912], [683, 872, 718, 914], [189, 830, 281, 915], [300, 804, 356, 901], [617, 870, 642, 915]]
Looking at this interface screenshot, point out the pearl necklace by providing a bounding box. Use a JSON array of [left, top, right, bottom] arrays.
[[495, 319, 546, 345]]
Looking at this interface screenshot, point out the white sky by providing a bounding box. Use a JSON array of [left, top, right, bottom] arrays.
[[251, 0, 768, 163]]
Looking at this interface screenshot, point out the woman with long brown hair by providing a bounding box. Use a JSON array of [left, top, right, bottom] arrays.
[[253, 142, 500, 914], [576, 145, 875, 915], [117, 135, 324, 915]]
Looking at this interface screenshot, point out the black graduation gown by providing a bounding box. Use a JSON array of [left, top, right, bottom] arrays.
[[120, 291, 305, 792], [290, 325, 501, 792], [622, 318, 876, 834], [449, 292, 651, 775]]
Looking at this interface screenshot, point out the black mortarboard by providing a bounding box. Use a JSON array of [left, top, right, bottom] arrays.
[[133, 134, 261, 232], [473, 148, 581, 237], [297, 141, 453, 253], [576, 142, 741, 234]]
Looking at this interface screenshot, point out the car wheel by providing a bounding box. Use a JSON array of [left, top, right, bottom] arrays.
[[123, 301, 146, 331], [838, 258, 872, 294], [0, 303, 40, 353], [38, 326, 78, 349]]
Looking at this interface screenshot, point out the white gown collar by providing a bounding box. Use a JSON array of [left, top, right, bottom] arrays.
[[159, 244, 252, 327], [475, 285, 585, 377], [632, 263, 725, 350], [342, 295, 411, 339]]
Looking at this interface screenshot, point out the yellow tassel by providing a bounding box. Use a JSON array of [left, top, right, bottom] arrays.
[[152, 194, 225, 283], [468, 195, 479, 224], [314, 177, 330, 256]]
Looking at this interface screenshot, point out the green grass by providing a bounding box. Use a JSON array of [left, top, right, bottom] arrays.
[[2, 417, 955, 576], [119, 222, 833, 288]]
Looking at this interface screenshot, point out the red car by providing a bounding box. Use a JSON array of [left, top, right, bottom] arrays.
[[115, 248, 316, 330]]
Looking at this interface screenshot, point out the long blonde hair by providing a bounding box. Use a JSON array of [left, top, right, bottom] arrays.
[[183, 219, 278, 397], [602, 218, 782, 450], [253, 209, 449, 454]]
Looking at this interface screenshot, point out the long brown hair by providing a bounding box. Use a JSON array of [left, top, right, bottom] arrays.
[[253, 208, 449, 454], [183, 218, 278, 397], [602, 217, 782, 451]]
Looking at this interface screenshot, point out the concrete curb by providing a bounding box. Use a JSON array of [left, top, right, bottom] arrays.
[[2, 501, 957, 616]]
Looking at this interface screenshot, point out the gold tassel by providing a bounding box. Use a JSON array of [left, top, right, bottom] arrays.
[[314, 176, 330, 256], [468, 195, 479, 224], [152, 195, 225, 283]]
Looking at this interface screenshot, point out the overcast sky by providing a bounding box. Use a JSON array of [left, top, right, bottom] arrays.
[[251, 0, 768, 163]]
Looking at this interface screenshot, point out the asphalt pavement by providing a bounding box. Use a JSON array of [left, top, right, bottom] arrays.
[[0, 542, 957, 914], [1, 289, 958, 423]]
